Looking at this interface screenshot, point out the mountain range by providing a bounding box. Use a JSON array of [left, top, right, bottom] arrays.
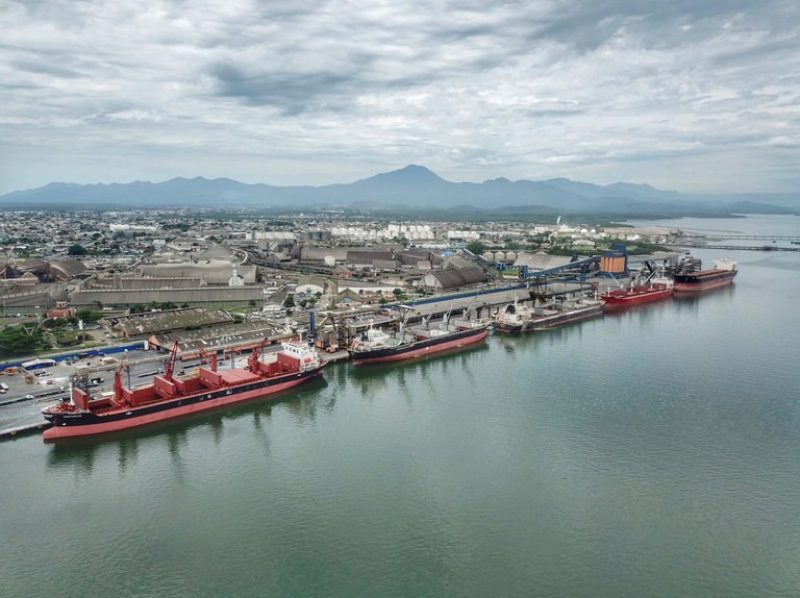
[[2, 164, 799, 216]]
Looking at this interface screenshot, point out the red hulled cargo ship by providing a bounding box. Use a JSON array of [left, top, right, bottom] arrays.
[[602, 282, 672, 308], [673, 258, 737, 293], [42, 340, 324, 441]]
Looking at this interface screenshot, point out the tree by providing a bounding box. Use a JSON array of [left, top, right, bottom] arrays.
[[68, 244, 87, 256], [284, 294, 295, 308], [466, 240, 486, 255], [0, 324, 49, 357], [76, 309, 103, 323], [54, 330, 86, 347]]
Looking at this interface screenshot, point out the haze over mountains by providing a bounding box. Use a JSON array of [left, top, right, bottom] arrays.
[[2, 165, 798, 216]]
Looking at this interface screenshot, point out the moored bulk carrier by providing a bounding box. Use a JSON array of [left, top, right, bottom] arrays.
[[602, 274, 673, 308], [673, 257, 737, 293], [42, 340, 324, 441], [349, 314, 489, 365], [494, 296, 604, 333]]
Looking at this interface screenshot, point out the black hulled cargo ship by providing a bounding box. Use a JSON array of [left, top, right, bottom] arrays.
[[494, 296, 604, 332], [350, 317, 489, 365], [673, 257, 737, 293]]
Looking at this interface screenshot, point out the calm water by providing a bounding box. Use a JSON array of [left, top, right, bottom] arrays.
[[2, 216, 800, 597]]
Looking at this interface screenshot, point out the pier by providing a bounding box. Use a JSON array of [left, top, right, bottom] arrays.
[[697, 234, 800, 242], [671, 243, 800, 252]]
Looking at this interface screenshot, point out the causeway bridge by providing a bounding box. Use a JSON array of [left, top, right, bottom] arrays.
[[680, 234, 800, 242], [671, 243, 800, 252]]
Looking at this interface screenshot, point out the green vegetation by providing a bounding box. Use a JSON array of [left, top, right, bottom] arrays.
[[600, 239, 668, 255], [76, 308, 103, 323], [283, 294, 295, 308], [42, 317, 68, 329], [491, 267, 521, 278], [466, 240, 486, 255], [548, 238, 667, 257], [0, 324, 50, 357], [53, 330, 88, 347], [68, 244, 87, 256]]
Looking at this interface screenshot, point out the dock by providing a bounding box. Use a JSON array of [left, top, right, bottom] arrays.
[[0, 396, 56, 440], [670, 243, 800, 252]]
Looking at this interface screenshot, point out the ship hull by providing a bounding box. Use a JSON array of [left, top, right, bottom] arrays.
[[603, 287, 672, 308], [673, 270, 736, 293], [494, 304, 603, 333], [530, 305, 603, 330], [351, 327, 488, 365], [43, 367, 324, 441]]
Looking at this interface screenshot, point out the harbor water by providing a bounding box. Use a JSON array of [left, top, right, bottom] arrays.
[[2, 215, 800, 597]]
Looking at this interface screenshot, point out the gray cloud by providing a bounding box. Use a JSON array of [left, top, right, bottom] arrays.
[[209, 63, 359, 114], [0, 0, 798, 194]]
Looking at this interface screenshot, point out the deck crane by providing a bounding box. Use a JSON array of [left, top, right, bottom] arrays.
[[194, 342, 218, 372], [163, 341, 180, 381], [247, 338, 271, 372], [113, 352, 130, 406]]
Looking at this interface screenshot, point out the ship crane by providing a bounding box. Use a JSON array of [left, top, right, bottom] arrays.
[[248, 338, 271, 372], [421, 314, 432, 329], [113, 353, 130, 405], [163, 341, 180, 381], [195, 342, 218, 372]]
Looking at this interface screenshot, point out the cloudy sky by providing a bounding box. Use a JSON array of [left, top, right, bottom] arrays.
[[1, 0, 799, 194]]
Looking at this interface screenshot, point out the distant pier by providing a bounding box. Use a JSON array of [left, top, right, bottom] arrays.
[[698, 234, 800, 242], [671, 243, 800, 252]]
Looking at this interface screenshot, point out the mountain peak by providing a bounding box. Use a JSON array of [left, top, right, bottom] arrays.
[[3, 167, 798, 213], [375, 164, 444, 182]]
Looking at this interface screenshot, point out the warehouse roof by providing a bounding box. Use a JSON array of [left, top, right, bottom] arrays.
[[513, 252, 574, 271], [105, 307, 234, 337], [424, 266, 486, 290], [138, 262, 256, 285]]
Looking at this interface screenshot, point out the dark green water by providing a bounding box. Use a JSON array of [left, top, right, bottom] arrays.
[[2, 216, 800, 597]]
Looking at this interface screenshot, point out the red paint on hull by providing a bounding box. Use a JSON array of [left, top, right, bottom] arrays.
[[603, 288, 672, 308], [42, 373, 322, 441], [352, 329, 488, 365], [673, 278, 734, 293]]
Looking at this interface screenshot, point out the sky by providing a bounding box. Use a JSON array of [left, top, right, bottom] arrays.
[[1, 0, 799, 195]]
